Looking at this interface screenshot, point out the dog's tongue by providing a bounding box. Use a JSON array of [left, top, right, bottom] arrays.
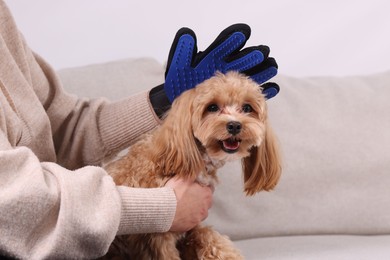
[[223, 139, 240, 150]]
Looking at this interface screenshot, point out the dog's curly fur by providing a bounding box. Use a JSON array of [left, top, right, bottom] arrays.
[[103, 72, 282, 259]]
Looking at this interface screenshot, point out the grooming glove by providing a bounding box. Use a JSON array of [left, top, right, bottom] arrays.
[[150, 24, 279, 117]]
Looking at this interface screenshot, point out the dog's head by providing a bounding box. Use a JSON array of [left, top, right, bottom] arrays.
[[154, 71, 281, 195]]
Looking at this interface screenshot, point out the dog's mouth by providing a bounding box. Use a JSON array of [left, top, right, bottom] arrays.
[[220, 137, 241, 153]]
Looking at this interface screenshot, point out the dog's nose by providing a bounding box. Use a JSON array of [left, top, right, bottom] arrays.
[[226, 121, 242, 135]]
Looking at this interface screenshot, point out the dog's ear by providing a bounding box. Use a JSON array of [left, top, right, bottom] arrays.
[[242, 122, 282, 196], [152, 89, 205, 179]]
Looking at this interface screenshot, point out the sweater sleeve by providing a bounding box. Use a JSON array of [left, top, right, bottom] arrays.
[[0, 143, 174, 259], [0, 132, 121, 259], [0, 1, 176, 259], [0, 139, 176, 259], [33, 53, 161, 170]]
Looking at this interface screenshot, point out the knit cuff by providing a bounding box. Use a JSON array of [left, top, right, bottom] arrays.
[[98, 91, 160, 155], [116, 186, 177, 235]]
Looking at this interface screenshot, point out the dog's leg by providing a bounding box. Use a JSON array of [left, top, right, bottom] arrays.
[[144, 232, 182, 260], [180, 225, 244, 260]]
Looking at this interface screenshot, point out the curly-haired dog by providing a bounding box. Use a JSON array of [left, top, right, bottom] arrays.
[[103, 71, 282, 259]]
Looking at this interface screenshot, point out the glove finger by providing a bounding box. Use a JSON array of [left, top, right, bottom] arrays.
[[245, 58, 278, 84], [251, 66, 278, 85], [225, 45, 270, 72], [261, 82, 280, 100], [244, 57, 278, 75], [165, 27, 197, 77], [194, 24, 251, 66], [226, 45, 270, 63]]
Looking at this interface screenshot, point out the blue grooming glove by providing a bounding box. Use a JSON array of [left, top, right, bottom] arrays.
[[149, 24, 279, 117]]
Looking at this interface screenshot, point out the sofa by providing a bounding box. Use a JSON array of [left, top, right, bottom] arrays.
[[58, 57, 390, 259]]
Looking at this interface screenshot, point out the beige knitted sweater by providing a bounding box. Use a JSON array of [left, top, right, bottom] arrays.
[[0, 1, 176, 259]]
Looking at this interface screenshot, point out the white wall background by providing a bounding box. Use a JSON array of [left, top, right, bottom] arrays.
[[6, 0, 390, 77]]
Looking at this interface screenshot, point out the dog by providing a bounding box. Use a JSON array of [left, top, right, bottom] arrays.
[[103, 71, 282, 259]]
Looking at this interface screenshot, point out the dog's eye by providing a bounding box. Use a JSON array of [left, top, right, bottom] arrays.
[[242, 104, 253, 113], [207, 104, 219, 112]]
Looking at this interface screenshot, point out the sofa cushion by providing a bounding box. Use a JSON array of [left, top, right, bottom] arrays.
[[58, 59, 390, 241], [234, 235, 390, 260], [58, 57, 164, 100]]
